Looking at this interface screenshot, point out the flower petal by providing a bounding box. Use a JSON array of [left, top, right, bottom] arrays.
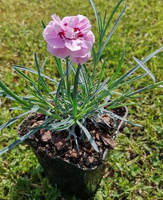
[[77, 15, 91, 33], [47, 45, 70, 58], [46, 35, 65, 48], [71, 40, 92, 57], [51, 14, 61, 23], [83, 31, 95, 43], [62, 16, 72, 26], [65, 40, 81, 51], [71, 51, 91, 64], [43, 22, 56, 38], [68, 15, 80, 28]]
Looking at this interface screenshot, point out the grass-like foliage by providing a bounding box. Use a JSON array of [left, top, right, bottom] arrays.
[[0, 0, 162, 155]]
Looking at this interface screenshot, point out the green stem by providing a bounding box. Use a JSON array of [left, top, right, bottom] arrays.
[[66, 57, 73, 104]]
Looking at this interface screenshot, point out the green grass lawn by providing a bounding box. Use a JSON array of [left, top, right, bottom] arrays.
[[0, 0, 163, 199]]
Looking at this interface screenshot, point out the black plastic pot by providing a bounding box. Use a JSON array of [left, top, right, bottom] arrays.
[[31, 147, 109, 199], [18, 107, 128, 199]]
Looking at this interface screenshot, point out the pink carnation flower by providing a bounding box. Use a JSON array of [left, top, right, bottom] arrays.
[[43, 14, 95, 64]]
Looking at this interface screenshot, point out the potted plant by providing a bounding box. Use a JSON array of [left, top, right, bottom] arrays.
[[0, 0, 162, 199]]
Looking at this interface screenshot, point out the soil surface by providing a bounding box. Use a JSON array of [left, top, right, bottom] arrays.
[[18, 107, 126, 169]]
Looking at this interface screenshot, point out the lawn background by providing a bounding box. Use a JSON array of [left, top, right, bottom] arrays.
[[0, 0, 163, 199]]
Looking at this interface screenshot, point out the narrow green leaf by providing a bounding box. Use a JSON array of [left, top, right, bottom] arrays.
[[68, 127, 79, 151], [13, 65, 58, 85], [77, 120, 99, 152], [102, 0, 123, 38], [133, 57, 155, 82], [110, 47, 163, 89], [103, 109, 142, 127], [91, 46, 97, 82], [41, 56, 49, 72], [10, 107, 29, 110], [83, 64, 92, 87], [48, 120, 75, 131], [103, 9, 107, 27], [0, 117, 51, 156], [0, 111, 31, 131], [89, 0, 100, 35], [0, 90, 15, 100], [98, 12, 103, 33], [55, 57, 64, 77], [108, 51, 125, 88], [13, 68, 38, 92], [33, 54, 52, 103], [73, 64, 82, 118], [143, 46, 163, 63], [34, 53, 43, 97], [0, 82, 30, 107], [87, 90, 111, 109], [117, 73, 147, 88], [98, 5, 126, 61], [127, 81, 163, 97], [41, 20, 46, 29], [54, 70, 66, 117], [83, 77, 110, 107], [33, 117, 72, 130], [107, 102, 138, 110], [66, 57, 73, 103], [80, 67, 89, 96], [37, 107, 56, 118], [98, 59, 106, 86]]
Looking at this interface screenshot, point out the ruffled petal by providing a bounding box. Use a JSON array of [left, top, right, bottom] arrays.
[[46, 35, 65, 48], [65, 40, 81, 51], [71, 51, 91, 64], [68, 15, 80, 28], [43, 22, 56, 39], [43, 22, 65, 48], [83, 31, 95, 43], [51, 14, 61, 23], [77, 15, 91, 33], [71, 40, 92, 57], [47, 45, 70, 58], [62, 16, 72, 26]]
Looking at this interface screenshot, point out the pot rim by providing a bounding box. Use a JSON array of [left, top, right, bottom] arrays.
[[17, 106, 128, 171]]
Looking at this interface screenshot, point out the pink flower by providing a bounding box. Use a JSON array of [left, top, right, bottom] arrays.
[[43, 14, 95, 64]]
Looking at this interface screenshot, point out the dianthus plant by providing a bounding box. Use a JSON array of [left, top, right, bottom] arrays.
[[0, 0, 162, 155]]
